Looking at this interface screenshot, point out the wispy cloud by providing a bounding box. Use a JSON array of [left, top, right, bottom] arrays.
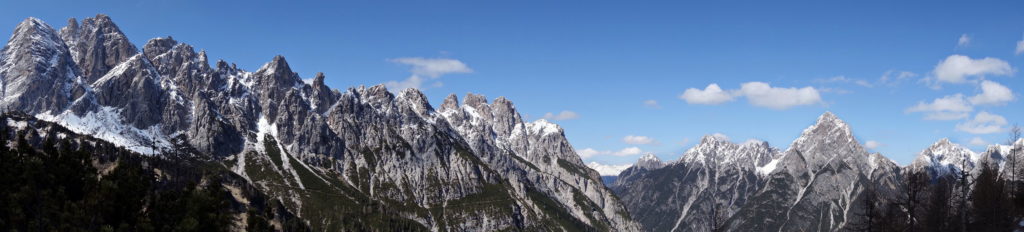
[[879, 70, 917, 87], [905, 94, 973, 120], [623, 135, 659, 145], [1016, 36, 1024, 55], [679, 82, 823, 110], [815, 76, 873, 87], [385, 57, 472, 90], [643, 99, 661, 109], [957, 34, 971, 48], [542, 110, 580, 120]]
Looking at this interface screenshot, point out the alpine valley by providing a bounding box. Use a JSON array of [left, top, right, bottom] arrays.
[[2, 14, 1024, 232]]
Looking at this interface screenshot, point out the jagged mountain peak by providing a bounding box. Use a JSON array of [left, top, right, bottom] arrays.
[[811, 111, 851, 134], [915, 138, 974, 161], [257, 55, 292, 75], [9, 17, 60, 42], [679, 134, 778, 167], [312, 72, 326, 86], [635, 153, 665, 170], [395, 87, 434, 116], [492, 96, 514, 109], [16, 17, 49, 30], [463, 92, 487, 107], [792, 111, 856, 148], [699, 133, 732, 144], [740, 138, 769, 148], [909, 138, 979, 177], [58, 14, 137, 83], [142, 36, 178, 58], [441, 93, 459, 111], [253, 55, 305, 90], [1, 16, 79, 114]]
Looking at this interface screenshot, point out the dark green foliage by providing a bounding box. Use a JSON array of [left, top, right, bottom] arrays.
[[0, 113, 309, 231], [969, 161, 1013, 231], [525, 187, 596, 232], [557, 159, 588, 177]]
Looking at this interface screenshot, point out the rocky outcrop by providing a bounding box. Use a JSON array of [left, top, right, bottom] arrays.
[[59, 14, 137, 83]]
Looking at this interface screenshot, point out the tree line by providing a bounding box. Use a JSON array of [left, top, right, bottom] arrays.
[[852, 125, 1023, 232]]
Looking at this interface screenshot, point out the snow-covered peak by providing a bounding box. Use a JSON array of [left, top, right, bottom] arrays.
[[12, 18, 51, 36], [680, 134, 779, 168], [909, 138, 976, 177], [587, 162, 633, 176], [703, 133, 730, 143], [4, 17, 65, 54], [791, 111, 856, 149], [526, 119, 561, 136], [635, 153, 665, 170]]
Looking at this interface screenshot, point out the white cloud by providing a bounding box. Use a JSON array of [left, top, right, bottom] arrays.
[[680, 84, 735, 104], [680, 82, 823, 110], [623, 135, 658, 145], [385, 57, 472, 90], [957, 34, 971, 47], [956, 111, 1008, 134], [737, 82, 823, 110], [932, 55, 1013, 84], [578, 147, 645, 159], [1016, 37, 1024, 55], [614, 147, 644, 156], [586, 162, 633, 176], [643, 100, 661, 108], [969, 80, 1015, 105], [906, 94, 973, 120], [969, 137, 988, 146], [864, 140, 882, 150], [542, 110, 579, 120], [578, 148, 601, 159], [388, 57, 473, 78]]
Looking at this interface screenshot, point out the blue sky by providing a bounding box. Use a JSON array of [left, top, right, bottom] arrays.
[[2, 0, 1023, 168]]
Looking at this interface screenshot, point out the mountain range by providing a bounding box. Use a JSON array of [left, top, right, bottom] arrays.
[[611, 112, 1024, 231], [0, 14, 638, 231], [2, 14, 1023, 232]]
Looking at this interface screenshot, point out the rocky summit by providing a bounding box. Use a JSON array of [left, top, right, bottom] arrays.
[[0, 15, 639, 231]]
